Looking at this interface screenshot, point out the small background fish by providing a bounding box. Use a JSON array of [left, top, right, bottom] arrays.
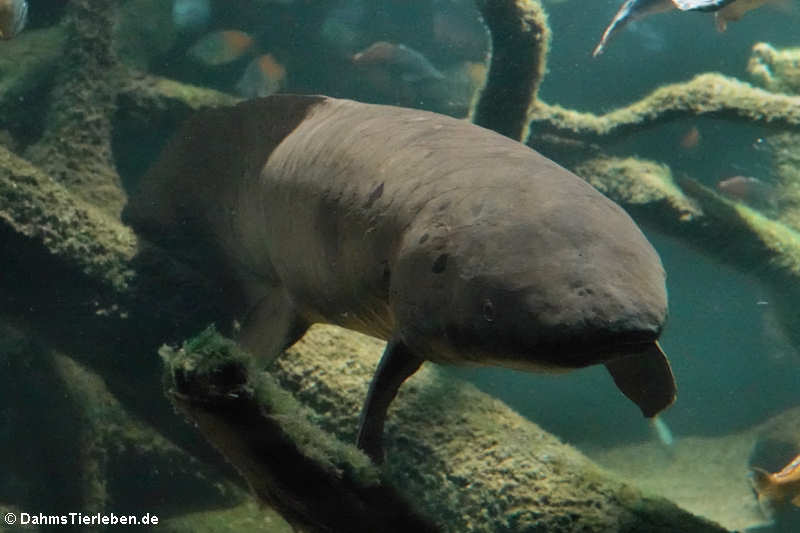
[[716, 175, 777, 211], [188, 30, 255, 66], [680, 125, 702, 150], [352, 41, 445, 83], [236, 53, 286, 98], [0, 0, 27, 40], [593, 0, 779, 56], [750, 454, 800, 518]]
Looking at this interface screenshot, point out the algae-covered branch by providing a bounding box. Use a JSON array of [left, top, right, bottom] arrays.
[[527, 73, 800, 145]]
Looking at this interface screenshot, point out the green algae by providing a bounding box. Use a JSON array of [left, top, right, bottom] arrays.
[[24, 0, 125, 216], [0, 145, 135, 293], [275, 325, 728, 533], [160, 326, 381, 488], [577, 156, 700, 221], [680, 177, 800, 276], [748, 42, 800, 95], [471, 0, 550, 141], [529, 73, 800, 143]]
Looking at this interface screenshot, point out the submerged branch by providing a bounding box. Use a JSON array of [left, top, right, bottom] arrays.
[[528, 73, 800, 144], [164, 325, 729, 533], [23, 0, 125, 216], [471, 0, 550, 141], [161, 328, 440, 533]]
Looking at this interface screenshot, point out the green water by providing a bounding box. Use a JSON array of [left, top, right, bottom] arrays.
[[2, 0, 799, 532]]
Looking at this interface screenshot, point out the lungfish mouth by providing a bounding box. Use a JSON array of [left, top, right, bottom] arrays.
[[526, 337, 676, 418], [532, 325, 663, 369]]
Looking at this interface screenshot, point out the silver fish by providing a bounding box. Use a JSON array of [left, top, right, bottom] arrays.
[[593, 0, 737, 56]]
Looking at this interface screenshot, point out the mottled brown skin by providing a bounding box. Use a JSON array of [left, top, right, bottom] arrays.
[[124, 95, 675, 462]]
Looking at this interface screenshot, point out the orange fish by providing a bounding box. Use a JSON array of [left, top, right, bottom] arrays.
[[188, 30, 255, 66], [236, 54, 286, 98], [353, 41, 444, 83], [716, 175, 776, 210], [679, 125, 701, 150], [751, 454, 800, 515]]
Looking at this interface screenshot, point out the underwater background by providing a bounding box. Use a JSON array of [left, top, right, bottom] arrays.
[[1, 0, 800, 531]]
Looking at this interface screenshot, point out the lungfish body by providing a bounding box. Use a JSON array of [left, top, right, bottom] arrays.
[[124, 95, 676, 461]]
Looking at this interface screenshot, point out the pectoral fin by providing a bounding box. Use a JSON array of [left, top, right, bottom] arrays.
[[236, 286, 308, 364], [356, 339, 423, 463], [749, 467, 772, 494], [605, 341, 676, 417]]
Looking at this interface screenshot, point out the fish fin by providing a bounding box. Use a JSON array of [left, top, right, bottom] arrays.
[[592, 0, 667, 57], [650, 414, 674, 447], [605, 341, 676, 417], [356, 339, 423, 463], [593, 0, 635, 57], [592, 23, 620, 57], [236, 286, 308, 364], [792, 493, 800, 507], [749, 467, 772, 494], [714, 13, 728, 32]]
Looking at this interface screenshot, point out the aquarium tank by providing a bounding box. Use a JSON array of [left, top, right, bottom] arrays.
[[0, 0, 799, 532]]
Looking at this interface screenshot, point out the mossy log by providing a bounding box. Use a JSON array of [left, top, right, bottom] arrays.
[[748, 42, 800, 95], [163, 326, 728, 533], [471, 0, 550, 141], [162, 327, 439, 533], [23, 0, 125, 216], [0, 320, 245, 523], [527, 73, 800, 145]]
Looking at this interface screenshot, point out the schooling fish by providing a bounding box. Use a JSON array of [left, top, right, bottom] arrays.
[[124, 95, 676, 462], [188, 30, 255, 66], [352, 41, 445, 83], [0, 0, 27, 41], [751, 454, 800, 516], [593, 0, 737, 56]]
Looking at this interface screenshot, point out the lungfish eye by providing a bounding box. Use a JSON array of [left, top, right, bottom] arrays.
[[482, 299, 495, 322]]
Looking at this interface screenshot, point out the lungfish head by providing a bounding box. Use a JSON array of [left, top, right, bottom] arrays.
[[391, 181, 668, 373]]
